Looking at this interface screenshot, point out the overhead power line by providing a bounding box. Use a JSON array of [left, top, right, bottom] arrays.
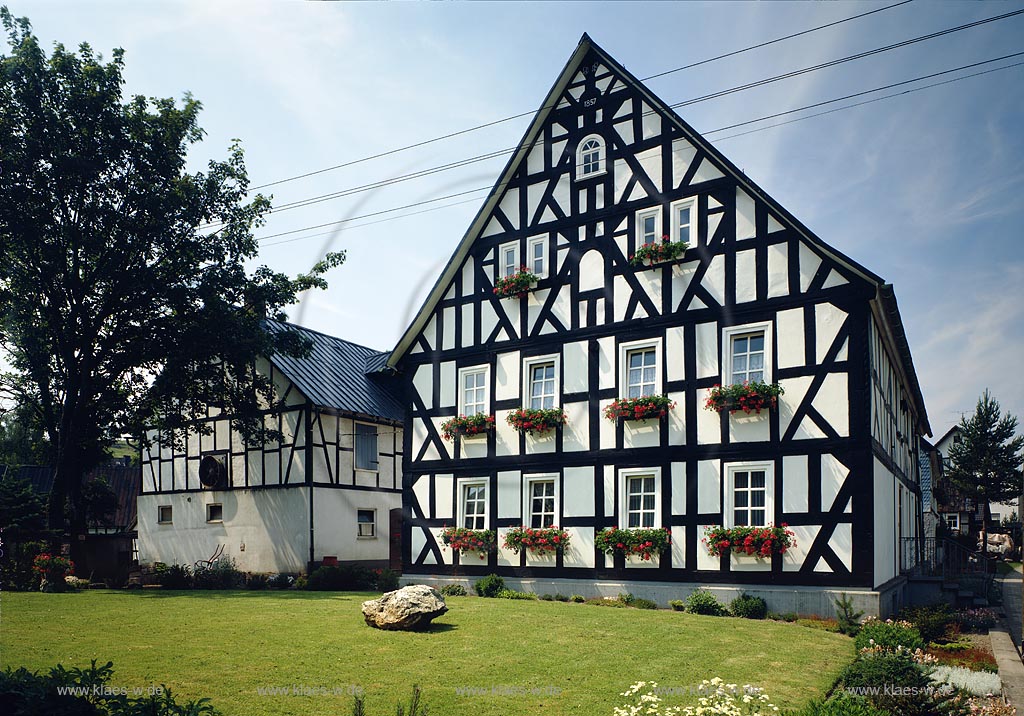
[[253, 54, 1024, 248]]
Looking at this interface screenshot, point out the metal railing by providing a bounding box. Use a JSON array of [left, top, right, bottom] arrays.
[[900, 536, 995, 596]]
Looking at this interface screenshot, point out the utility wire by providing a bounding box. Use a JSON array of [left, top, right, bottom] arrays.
[[246, 0, 915, 192], [253, 54, 1024, 248]]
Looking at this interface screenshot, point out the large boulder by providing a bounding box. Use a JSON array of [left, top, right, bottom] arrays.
[[362, 585, 448, 631]]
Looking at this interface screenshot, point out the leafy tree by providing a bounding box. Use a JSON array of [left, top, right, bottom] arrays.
[[0, 474, 48, 539], [0, 9, 344, 561], [946, 390, 1024, 557], [0, 407, 52, 466]]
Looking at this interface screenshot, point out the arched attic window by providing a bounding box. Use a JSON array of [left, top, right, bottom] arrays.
[[575, 134, 606, 179]]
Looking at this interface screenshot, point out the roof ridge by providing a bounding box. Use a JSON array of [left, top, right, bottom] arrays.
[[265, 318, 388, 355]]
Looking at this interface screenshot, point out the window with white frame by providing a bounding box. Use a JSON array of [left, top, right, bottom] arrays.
[[576, 134, 605, 178], [526, 476, 557, 528], [458, 366, 489, 416], [458, 479, 488, 530], [626, 348, 657, 398], [670, 197, 696, 245], [636, 207, 661, 246], [726, 463, 773, 528], [943, 513, 960, 531], [357, 509, 376, 537], [624, 472, 658, 528], [158, 505, 173, 524], [524, 355, 558, 410], [499, 242, 519, 278], [527, 236, 547, 278], [206, 503, 223, 523], [354, 422, 378, 471], [722, 322, 772, 385]]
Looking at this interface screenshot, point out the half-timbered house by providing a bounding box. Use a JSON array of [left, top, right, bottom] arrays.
[[388, 35, 930, 616], [137, 321, 404, 574]]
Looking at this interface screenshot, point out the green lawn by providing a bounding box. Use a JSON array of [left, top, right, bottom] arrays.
[[0, 590, 854, 715]]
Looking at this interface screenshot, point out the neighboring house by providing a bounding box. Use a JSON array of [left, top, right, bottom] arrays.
[[137, 320, 405, 574], [388, 34, 929, 617], [918, 438, 940, 542], [0, 461, 140, 582], [933, 424, 1018, 534]]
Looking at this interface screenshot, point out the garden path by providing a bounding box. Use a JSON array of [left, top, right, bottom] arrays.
[[994, 567, 1024, 708]]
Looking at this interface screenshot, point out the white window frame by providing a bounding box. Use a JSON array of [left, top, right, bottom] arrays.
[[456, 477, 489, 530], [724, 461, 775, 529], [943, 513, 960, 531], [458, 365, 490, 416], [498, 241, 520, 279], [722, 321, 773, 385], [636, 207, 662, 247], [354, 421, 379, 473], [526, 235, 548, 279], [670, 197, 697, 246], [618, 337, 662, 399], [357, 508, 377, 538], [523, 474, 559, 529], [206, 503, 223, 523], [575, 133, 606, 179], [158, 505, 173, 524], [619, 467, 661, 529], [522, 354, 560, 411]]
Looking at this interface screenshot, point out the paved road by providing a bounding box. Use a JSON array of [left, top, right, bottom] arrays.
[[996, 568, 1024, 709], [1001, 569, 1023, 651]]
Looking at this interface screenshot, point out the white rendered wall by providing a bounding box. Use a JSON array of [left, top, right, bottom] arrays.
[[311, 487, 400, 563]]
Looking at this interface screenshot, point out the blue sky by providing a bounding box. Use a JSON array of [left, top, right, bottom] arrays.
[[8, 0, 1024, 438]]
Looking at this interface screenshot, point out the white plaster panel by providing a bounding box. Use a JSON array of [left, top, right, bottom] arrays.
[[562, 400, 589, 453], [778, 376, 813, 438], [706, 212, 722, 247], [435, 474, 454, 520], [598, 337, 615, 389], [735, 189, 756, 241], [668, 392, 685, 445], [526, 144, 544, 175], [526, 288, 549, 335], [496, 527, 517, 567], [614, 159, 631, 203], [439, 362, 456, 409], [495, 351, 520, 401], [615, 119, 634, 147], [671, 261, 698, 312], [641, 102, 660, 139], [563, 527, 595, 568], [783, 525, 820, 572], [635, 266, 663, 315], [697, 525, 720, 570], [461, 434, 488, 459], [815, 302, 847, 363], [599, 400, 616, 450], [579, 249, 604, 291], [698, 460, 721, 514], [822, 453, 850, 512], [494, 408, 516, 457], [461, 255, 476, 298], [613, 274, 630, 323], [624, 418, 660, 449], [636, 146, 662, 193], [422, 315, 437, 351], [564, 340, 588, 393], [442, 306, 455, 351], [604, 465, 615, 518], [814, 373, 849, 437], [729, 412, 770, 443], [413, 365, 433, 411], [831, 522, 853, 572], [411, 475, 430, 518], [696, 400, 722, 445], [666, 327, 685, 382], [695, 321, 719, 378], [525, 430, 556, 455], [735, 250, 757, 303], [479, 300, 498, 344], [693, 158, 724, 184], [783, 455, 809, 513], [703, 255, 725, 306], [767, 242, 789, 298], [798, 241, 822, 293], [671, 526, 686, 569], [776, 308, 805, 369], [671, 139, 696, 187], [731, 552, 771, 572], [562, 466, 595, 519], [671, 462, 686, 516], [497, 471, 521, 519]]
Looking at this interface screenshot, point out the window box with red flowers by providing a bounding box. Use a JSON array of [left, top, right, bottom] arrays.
[[440, 414, 495, 441], [595, 526, 672, 561], [493, 267, 539, 299], [604, 395, 675, 423], [702, 524, 795, 559], [502, 526, 571, 556], [33, 552, 75, 592], [704, 381, 784, 415], [506, 407, 567, 436], [629, 235, 689, 269], [439, 526, 496, 559]]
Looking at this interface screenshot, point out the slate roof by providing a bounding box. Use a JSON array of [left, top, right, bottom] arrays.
[[264, 320, 405, 423]]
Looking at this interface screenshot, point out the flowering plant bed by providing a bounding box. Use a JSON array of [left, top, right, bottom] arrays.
[[704, 381, 784, 415], [439, 526, 496, 559], [502, 526, 571, 556], [440, 414, 495, 441], [703, 524, 795, 558], [33, 552, 75, 592], [604, 395, 675, 422], [629, 235, 690, 268], [595, 527, 672, 561], [506, 407, 567, 436], [493, 267, 539, 299]]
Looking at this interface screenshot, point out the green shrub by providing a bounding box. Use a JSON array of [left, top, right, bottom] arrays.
[[569, 594, 585, 603], [0, 540, 44, 591], [900, 603, 954, 643], [684, 589, 728, 616], [854, 618, 924, 652], [835, 652, 954, 715], [292, 575, 308, 590], [439, 584, 467, 597], [584, 597, 629, 608], [267, 573, 294, 590], [154, 563, 192, 589], [730, 594, 767, 619], [473, 573, 505, 598], [554, 593, 569, 602], [496, 588, 536, 600], [245, 573, 269, 590], [192, 559, 244, 590], [954, 608, 998, 632], [769, 611, 798, 622], [306, 565, 376, 591], [792, 693, 889, 716], [669, 599, 685, 611], [618, 592, 635, 605], [835, 593, 864, 636], [631, 598, 658, 610], [539, 593, 554, 601], [375, 568, 400, 592]]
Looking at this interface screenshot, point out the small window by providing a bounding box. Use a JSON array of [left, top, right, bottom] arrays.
[[943, 513, 960, 531], [527, 360, 557, 410], [723, 322, 773, 385], [527, 236, 547, 278], [459, 480, 488, 530], [458, 366, 489, 416], [357, 509, 376, 538], [726, 462, 774, 528], [953, 434, 962, 444], [576, 134, 605, 178], [671, 198, 696, 245], [991, 512, 1002, 524], [626, 348, 657, 398], [636, 207, 661, 247], [206, 503, 223, 523], [626, 474, 657, 528], [354, 423, 378, 471], [528, 479, 556, 528], [158, 505, 173, 524], [499, 242, 519, 278]]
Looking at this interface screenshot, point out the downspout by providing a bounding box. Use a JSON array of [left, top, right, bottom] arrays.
[[306, 401, 315, 571]]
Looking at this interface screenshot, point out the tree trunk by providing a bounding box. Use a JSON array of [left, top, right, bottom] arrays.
[[980, 501, 989, 564]]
